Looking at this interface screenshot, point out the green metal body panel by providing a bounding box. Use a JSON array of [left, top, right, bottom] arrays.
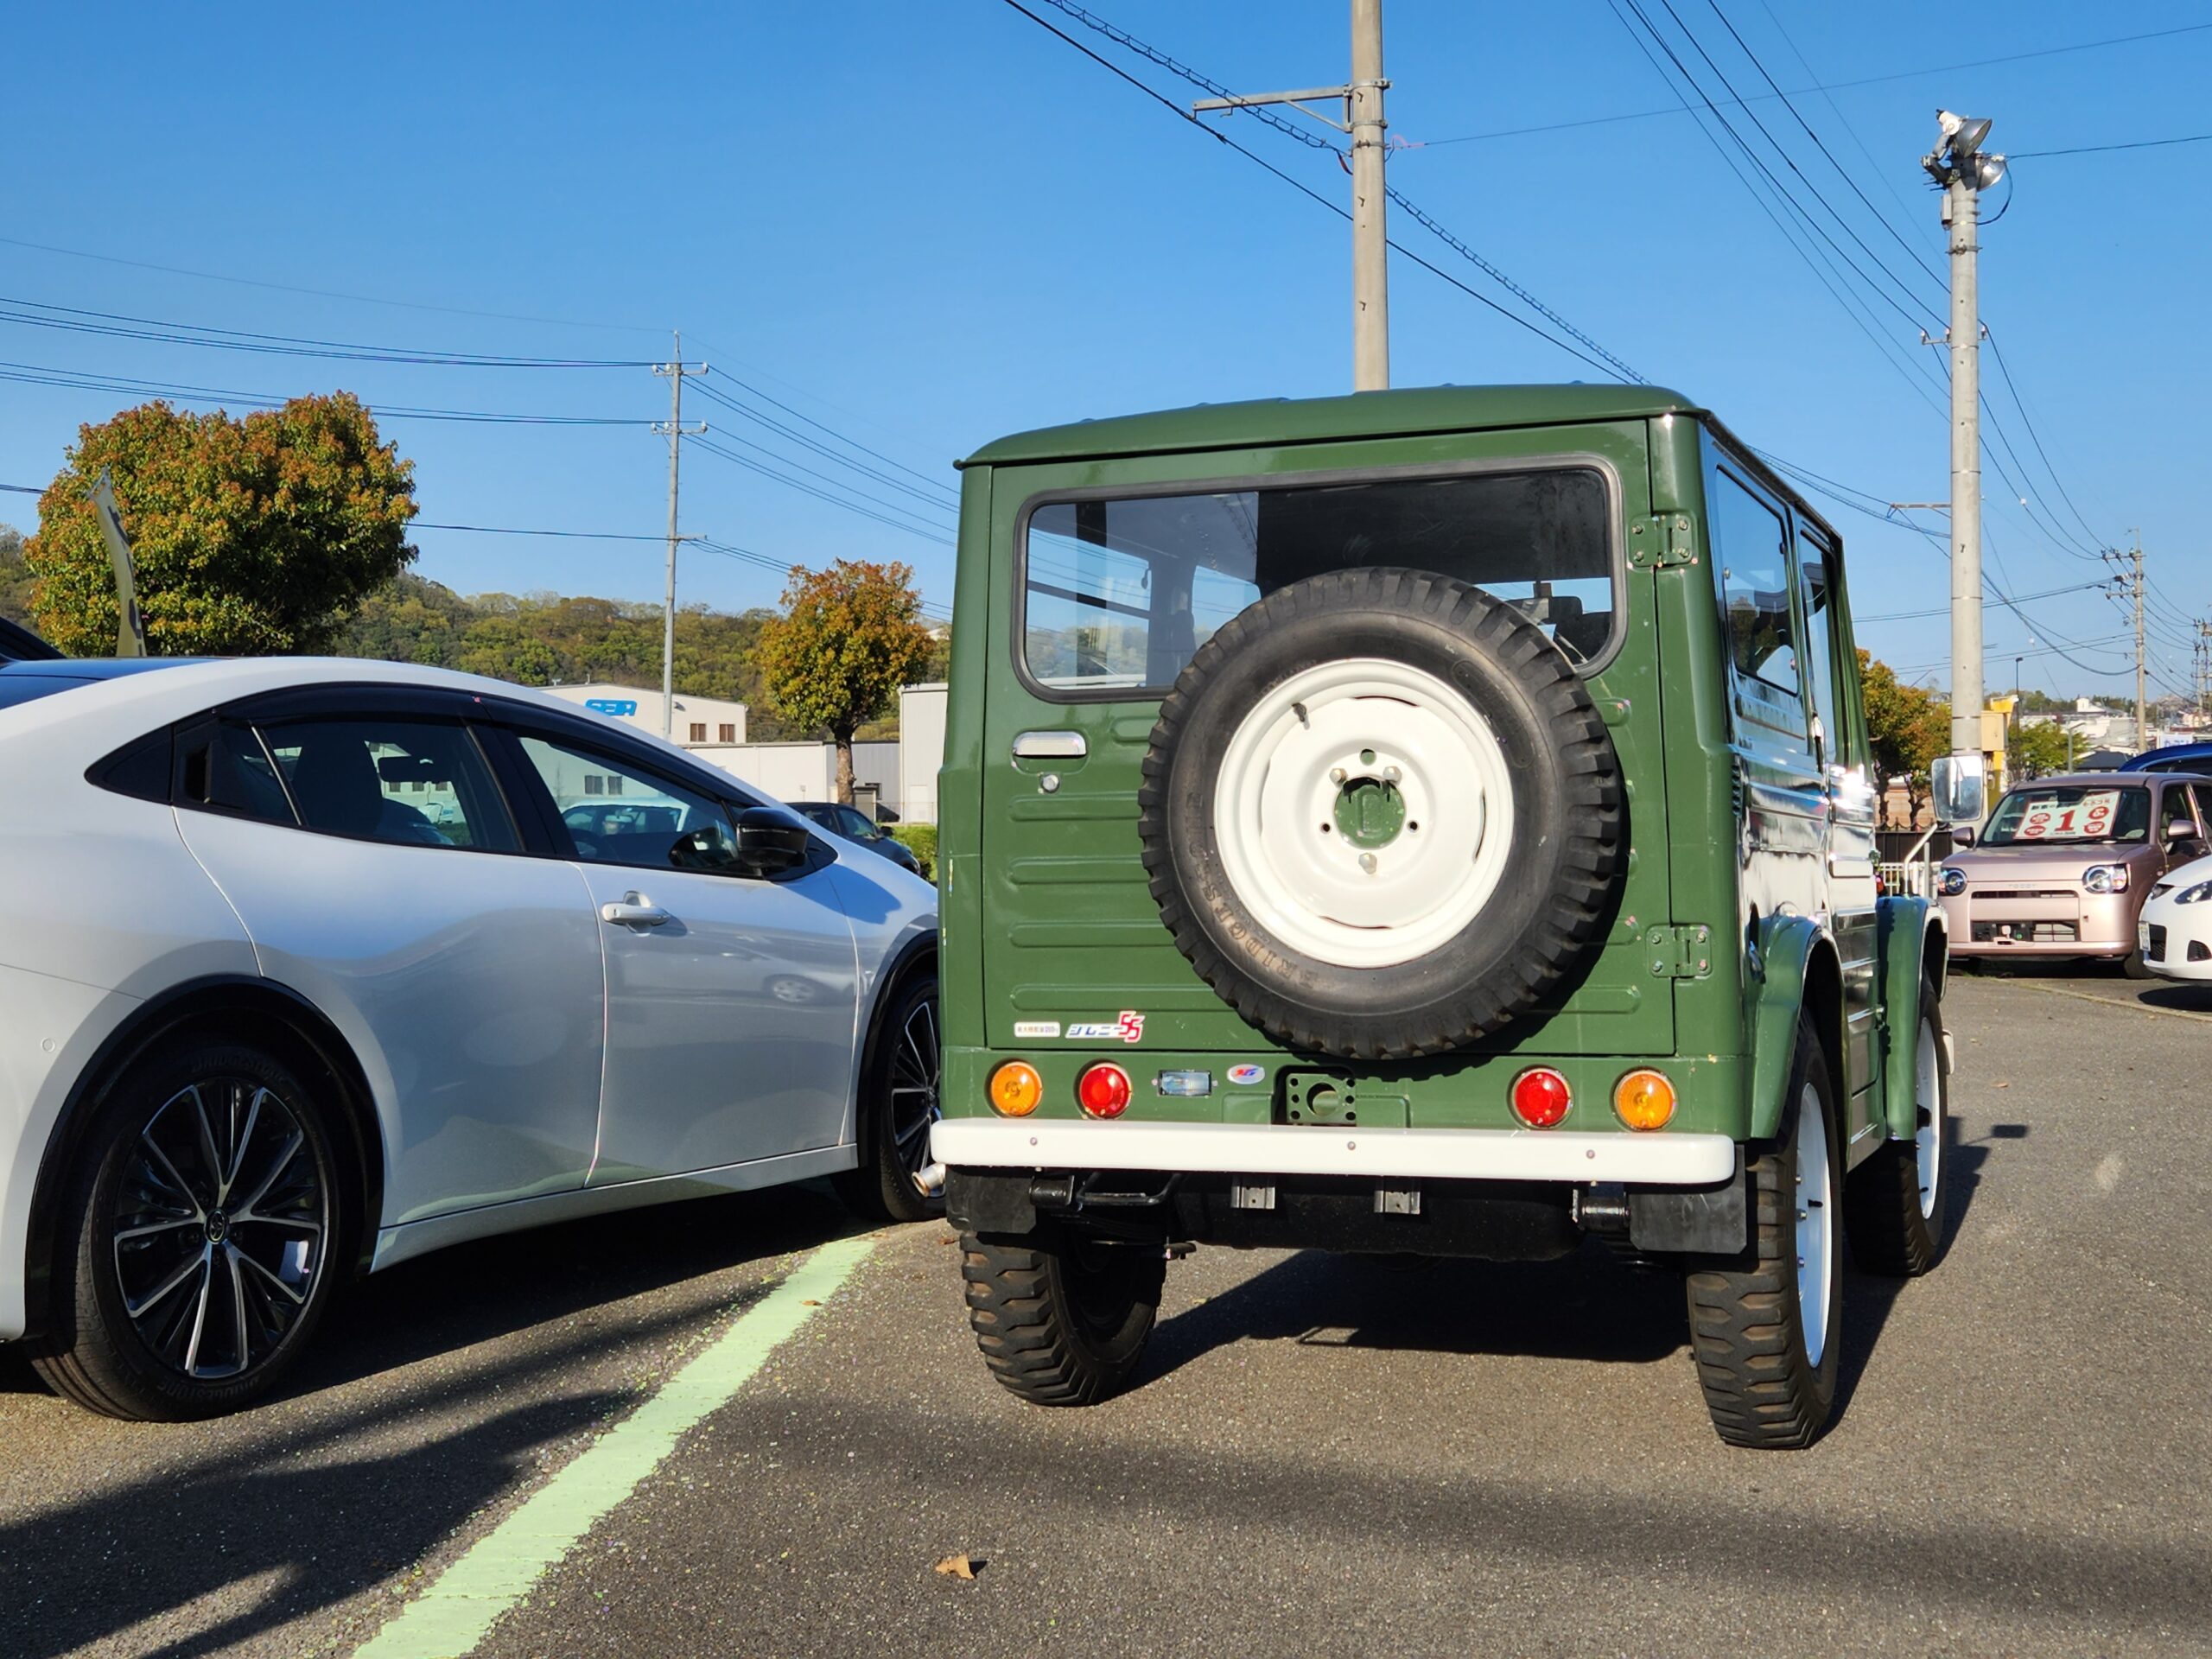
[[1878, 896, 1946, 1139], [939, 387, 1936, 1165]]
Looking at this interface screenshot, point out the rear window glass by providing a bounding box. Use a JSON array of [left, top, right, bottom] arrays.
[[1020, 467, 1616, 696]]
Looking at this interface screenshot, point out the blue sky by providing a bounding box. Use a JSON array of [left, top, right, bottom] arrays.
[[2, 1, 2205, 699]]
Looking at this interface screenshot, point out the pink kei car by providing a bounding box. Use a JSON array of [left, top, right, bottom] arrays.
[[1938, 772, 2212, 970]]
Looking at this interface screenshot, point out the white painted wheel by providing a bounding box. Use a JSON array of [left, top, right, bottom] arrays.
[[1915, 1009, 1943, 1221], [1795, 1079, 1834, 1370], [1211, 658, 1516, 969]]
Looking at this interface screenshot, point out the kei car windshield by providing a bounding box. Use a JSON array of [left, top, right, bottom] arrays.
[[1980, 784, 2149, 846]]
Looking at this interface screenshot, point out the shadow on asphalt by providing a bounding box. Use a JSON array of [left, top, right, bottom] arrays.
[[0, 1183, 868, 1657], [278, 1181, 860, 1399]]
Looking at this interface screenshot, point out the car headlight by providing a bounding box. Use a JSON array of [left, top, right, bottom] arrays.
[[2177, 880, 2212, 905], [1938, 867, 1967, 896], [2082, 864, 2129, 894]]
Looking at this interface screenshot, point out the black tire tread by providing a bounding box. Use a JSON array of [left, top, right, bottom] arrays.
[[960, 1231, 1163, 1407], [834, 973, 943, 1226], [1685, 1021, 1840, 1450], [1844, 977, 1949, 1276]]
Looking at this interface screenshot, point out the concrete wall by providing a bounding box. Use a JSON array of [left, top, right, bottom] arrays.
[[898, 683, 947, 823], [541, 683, 747, 750], [702, 740, 901, 807]]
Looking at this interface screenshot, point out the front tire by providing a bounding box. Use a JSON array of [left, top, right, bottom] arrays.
[[1686, 1019, 1843, 1449], [961, 1225, 1166, 1406], [30, 1039, 345, 1421], [835, 973, 944, 1224], [1845, 977, 1950, 1274]]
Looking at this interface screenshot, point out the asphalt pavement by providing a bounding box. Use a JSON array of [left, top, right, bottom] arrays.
[[3, 963, 2209, 1658]]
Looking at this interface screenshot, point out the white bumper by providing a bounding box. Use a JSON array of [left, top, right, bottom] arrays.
[[932, 1118, 1736, 1186]]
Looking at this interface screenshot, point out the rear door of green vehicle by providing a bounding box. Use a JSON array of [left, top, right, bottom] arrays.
[[975, 422, 1674, 1059]]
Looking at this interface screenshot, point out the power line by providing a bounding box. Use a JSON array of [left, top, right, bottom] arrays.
[[0, 294, 654, 367], [0, 359, 656, 424], [1, 483, 41, 495], [2012, 134, 2212, 159], [703, 370, 957, 502], [689, 378, 958, 514], [686, 434, 957, 545], [1000, 0, 1630, 378], [1414, 22, 2212, 148], [0, 235, 663, 335], [413, 522, 674, 542], [1854, 581, 2101, 623]]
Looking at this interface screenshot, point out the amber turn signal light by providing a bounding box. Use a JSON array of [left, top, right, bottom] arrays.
[[989, 1060, 1043, 1117], [1613, 1068, 1676, 1131]]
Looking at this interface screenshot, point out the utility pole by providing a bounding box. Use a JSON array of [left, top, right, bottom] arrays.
[[2101, 534, 2147, 751], [1195, 1, 1390, 390], [2196, 619, 2211, 720], [1923, 111, 2005, 772], [652, 332, 708, 737]]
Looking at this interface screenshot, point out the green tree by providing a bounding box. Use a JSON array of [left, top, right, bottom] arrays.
[[24, 395, 416, 656], [2010, 718, 2074, 779], [0, 525, 36, 631], [1859, 650, 1949, 822], [759, 559, 933, 802]]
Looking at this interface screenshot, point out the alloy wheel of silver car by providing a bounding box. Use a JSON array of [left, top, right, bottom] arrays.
[[889, 995, 943, 1198], [112, 1077, 330, 1381]]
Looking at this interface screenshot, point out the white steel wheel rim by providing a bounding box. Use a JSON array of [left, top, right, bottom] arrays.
[[1915, 1012, 1942, 1221], [1211, 657, 1516, 970], [1795, 1082, 1834, 1369]]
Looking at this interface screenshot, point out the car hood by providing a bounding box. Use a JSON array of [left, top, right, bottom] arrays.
[[1948, 842, 2158, 882]]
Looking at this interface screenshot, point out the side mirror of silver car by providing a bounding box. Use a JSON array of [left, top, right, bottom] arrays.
[[736, 806, 813, 874], [1929, 753, 1985, 825]]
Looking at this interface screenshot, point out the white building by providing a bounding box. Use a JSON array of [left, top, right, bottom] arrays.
[[897, 683, 947, 823], [540, 683, 747, 752]]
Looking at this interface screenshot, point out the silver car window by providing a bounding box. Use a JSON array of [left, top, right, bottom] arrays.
[[258, 719, 516, 853]]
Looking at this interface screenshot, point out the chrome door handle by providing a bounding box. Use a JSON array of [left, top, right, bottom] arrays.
[[1012, 730, 1087, 760], [601, 896, 671, 927]]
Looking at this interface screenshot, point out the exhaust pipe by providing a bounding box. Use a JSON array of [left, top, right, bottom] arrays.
[[912, 1160, 946, 1198]]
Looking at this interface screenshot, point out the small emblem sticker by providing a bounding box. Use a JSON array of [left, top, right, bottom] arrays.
[[1013, 1020, 1062, 1039], [1065, 1011, 1146, 1044], [1226, 1063, 1267, 1086]]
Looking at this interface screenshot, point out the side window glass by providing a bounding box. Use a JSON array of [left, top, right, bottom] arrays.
[[2160, 785, 2197, 839], [1796, 531, 1841, 764], [258, 720, 516, 852], [1712, 471, 1798, 696], [518, 735, 740, 872], [2193, 785, 2212, 836], [840, 806, 877, 838], [177, 722, 296, 824]]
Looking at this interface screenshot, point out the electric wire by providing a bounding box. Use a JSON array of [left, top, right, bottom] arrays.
[[0, 359, 656, 423], [0, 295, 655, 367], [689, 378, 958, 515], [2011, 134, 2212, 159], [685, 434, 957, 546]]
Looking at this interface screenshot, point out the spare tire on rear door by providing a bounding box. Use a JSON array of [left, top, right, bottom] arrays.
[[1136, 567, 1625, 1060]]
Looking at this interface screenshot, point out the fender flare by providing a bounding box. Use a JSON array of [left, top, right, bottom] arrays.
[[1878, 896, 1946, 1140], [21, 975, 384, 1339], [1746, 912, 1844, 1143]]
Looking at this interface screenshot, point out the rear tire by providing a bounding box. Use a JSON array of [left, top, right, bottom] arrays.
[[1845, 977, 1950, 1274], [960, 1225, 1166, 1406], [1685, 1018, 1842, 1449], [30, 1039, 346, 1421]]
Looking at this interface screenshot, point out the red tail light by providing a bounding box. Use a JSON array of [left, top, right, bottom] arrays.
[[1077, 1062, 1132, 1118], [1510, 1066, 1573, 1128]]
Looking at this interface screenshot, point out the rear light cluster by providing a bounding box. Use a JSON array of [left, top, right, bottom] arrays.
[[988, 1058, 1133, 1119], [1510, 1065, 1679, 1131], [1076, 1062, 1131, 1118]]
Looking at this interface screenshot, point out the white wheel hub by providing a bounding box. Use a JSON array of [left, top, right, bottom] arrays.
[[1211, 658, 1515, 969], [1915, 1010, 1942, 1220], [1795, 1081, 1834, 1368]]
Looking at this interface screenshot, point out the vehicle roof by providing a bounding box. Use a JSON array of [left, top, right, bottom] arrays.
[[2003, 771, 2212, 789], [959, 384, 1706, 468], [2119, 741, 2212, 772]]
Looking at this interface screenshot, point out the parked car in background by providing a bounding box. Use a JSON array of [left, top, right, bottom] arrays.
[[0, 658, 940, 1421], [1938, 771, 2212, 973], [2137, 853, 2212, 981], [0, 617, 60, 664], [2120, 741, 2212, 776], [786, 799, 924, 875]]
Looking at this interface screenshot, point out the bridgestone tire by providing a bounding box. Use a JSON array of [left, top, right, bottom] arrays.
[[1686, 1019, 1843, 1450], [29, 1039, 346, 1421], [960, 1226, 1166, 1407], [1138, 568, 1624, 1059], [1844, 977, 1950, 1275]]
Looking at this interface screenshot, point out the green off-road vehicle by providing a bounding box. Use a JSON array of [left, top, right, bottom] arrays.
[[932, 386, 1950, 1448]]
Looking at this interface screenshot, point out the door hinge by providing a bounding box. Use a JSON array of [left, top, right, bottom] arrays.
[[1630, 514, 1699, 569], [1645, 924, 1714, 979]]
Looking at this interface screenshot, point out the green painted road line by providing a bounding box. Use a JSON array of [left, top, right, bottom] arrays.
[[355, 1231, 879, 1659]]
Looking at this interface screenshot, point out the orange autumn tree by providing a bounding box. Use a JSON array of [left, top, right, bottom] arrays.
[[25, 394, 416, 657], [759, 559, 934, 804]]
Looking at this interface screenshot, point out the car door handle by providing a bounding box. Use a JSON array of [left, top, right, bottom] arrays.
[[601, 896, 671, 927], [1012, 729, 1086, 760]]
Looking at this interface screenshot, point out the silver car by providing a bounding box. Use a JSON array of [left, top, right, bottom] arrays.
[[0, 657, 939, 1420]]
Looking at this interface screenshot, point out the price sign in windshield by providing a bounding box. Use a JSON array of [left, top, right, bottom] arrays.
[[2018, 790, 2119, 842]]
